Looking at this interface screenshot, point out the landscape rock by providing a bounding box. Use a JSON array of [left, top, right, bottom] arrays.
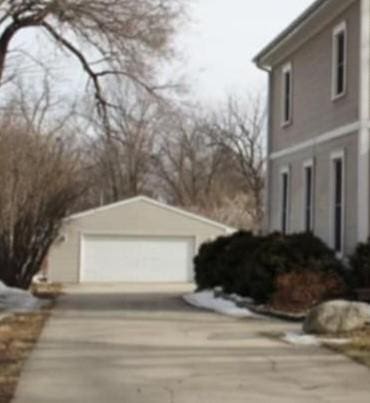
[[303, 300, 370, 335]]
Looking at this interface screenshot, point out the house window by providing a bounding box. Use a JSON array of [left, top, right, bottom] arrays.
[[281, 168, 290, 234], [331, 152, 345, 255], [303, 160, 314, 232], [332, 22, 347, 99], [282, 63, 293, 125]]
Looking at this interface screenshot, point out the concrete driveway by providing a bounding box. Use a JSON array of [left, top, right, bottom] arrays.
[[13, 284, 370, 403]]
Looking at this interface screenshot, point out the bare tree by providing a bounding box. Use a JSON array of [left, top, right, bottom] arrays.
[[0, 124, 84, 289], [0, 81, 84, 289], [210, 95, 266, 231], [153, 111, 234, 211], [83, 86, 162, 205], [0, 73, 78, 133], [0, 0, 185, 118]]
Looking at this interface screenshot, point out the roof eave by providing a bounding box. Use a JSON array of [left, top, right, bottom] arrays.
[[253, 0, 330, 69]]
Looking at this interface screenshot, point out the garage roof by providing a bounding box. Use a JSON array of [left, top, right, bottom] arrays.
[[66, 196, 236, 232]]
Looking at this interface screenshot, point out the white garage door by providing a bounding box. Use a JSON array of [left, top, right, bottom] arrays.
[[81, 235, 195, 283]]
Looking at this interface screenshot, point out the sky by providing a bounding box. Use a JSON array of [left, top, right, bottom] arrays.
[[176, 0, 313, 103]]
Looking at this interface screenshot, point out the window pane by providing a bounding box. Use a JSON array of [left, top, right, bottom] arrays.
[[337, 33, 345, 65], [337, 65, 344, 94], [335, 31, 345, 95], [333, 159, 343, 253], [335, 206, 342, 252], [305, 167, 312, 232], [284, 71, 291, 122], [335, 160, 343, 204], [282, 173, 289, 234]]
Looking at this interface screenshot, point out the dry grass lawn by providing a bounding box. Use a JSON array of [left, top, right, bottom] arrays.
[[0, 283, 62, 403]]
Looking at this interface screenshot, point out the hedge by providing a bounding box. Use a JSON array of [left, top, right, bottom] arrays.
[[349, 238, 370, 288], [194, 231, 347, 306]]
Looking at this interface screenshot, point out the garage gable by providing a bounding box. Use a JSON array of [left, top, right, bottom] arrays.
[[66, 196, 234, 234]]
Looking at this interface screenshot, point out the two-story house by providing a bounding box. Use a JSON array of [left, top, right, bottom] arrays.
[[254, 0, 370, 256]]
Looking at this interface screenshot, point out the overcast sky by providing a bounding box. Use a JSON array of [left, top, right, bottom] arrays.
[[177, 0, 313, 103]]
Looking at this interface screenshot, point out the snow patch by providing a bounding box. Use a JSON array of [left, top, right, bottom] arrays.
[[229, 294, 254, 304], [283, 331, 321, 346], [183, 291, 261, 319], [282, 331, 351, 347], [0, 281, 47, 313]]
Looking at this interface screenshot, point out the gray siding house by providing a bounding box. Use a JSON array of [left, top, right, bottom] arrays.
[[254, 0, 370, 256]]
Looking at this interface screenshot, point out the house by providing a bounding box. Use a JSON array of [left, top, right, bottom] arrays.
[[254, 0, 370, 256], [48, 196, 234, 283]]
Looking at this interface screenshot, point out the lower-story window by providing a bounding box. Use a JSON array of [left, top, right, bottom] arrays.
[[303, 160, 314, 232], [281, 167, 290, 234], [331, 151, 345, 255]]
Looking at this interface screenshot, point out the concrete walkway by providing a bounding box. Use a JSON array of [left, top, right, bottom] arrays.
[[13, 284, 370, 403]]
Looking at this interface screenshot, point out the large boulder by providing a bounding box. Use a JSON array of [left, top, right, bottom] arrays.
[[303, 300, 370, 335]]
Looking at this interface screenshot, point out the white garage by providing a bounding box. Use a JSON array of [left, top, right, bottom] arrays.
[[48, 196, 234, 284]]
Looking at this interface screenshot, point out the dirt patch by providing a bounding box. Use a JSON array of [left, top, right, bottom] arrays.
[[0, 283, 62, 403]]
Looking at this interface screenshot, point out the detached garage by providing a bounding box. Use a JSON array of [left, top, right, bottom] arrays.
[[48, 196, 234, 283]]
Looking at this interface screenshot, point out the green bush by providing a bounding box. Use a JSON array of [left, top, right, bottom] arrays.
[[349, 239, 370, 288], [194, 234, 232, 290], [193, 231, 346, 305], [219, 231, 263, 296]]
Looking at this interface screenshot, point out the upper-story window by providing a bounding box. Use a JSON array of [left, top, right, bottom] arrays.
[[282, 63, 293, 126], [332, 22, 347, 100]]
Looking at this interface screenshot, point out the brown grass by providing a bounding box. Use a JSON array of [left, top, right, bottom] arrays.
[[0, 283, 62, 403]]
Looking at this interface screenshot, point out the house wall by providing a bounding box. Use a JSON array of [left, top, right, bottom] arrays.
[[269, 0, 360, 154], [48, 199, 231, 283], [263, 0, 366, 254], [268, 132, 359, 255]]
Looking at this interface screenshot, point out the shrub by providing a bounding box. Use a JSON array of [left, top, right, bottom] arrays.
[[194, 234, 232, 290], [270, 270, 348, 313], [243, 232, 345, 304], [194, 231, 263, 294], [194, 231, 346, 307], [349, 239, 370, 288], [219, 231, 263, 295]]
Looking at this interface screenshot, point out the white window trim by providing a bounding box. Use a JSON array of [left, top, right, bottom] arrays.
[[329, 150, 346, 257], [302, 158, 315, 233], [280, 166, 291, 234], [281, 62, 293, 127], [332, 21, 347, 101]]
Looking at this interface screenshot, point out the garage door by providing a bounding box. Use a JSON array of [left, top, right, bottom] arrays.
[[80, 235, 195, 283]]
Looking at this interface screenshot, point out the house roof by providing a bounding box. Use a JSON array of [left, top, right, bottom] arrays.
[[66, 195, 236, 232], [254, 0, 332, 68]]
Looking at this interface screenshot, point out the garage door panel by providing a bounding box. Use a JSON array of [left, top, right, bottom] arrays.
[[81, 235, 194, 283]]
